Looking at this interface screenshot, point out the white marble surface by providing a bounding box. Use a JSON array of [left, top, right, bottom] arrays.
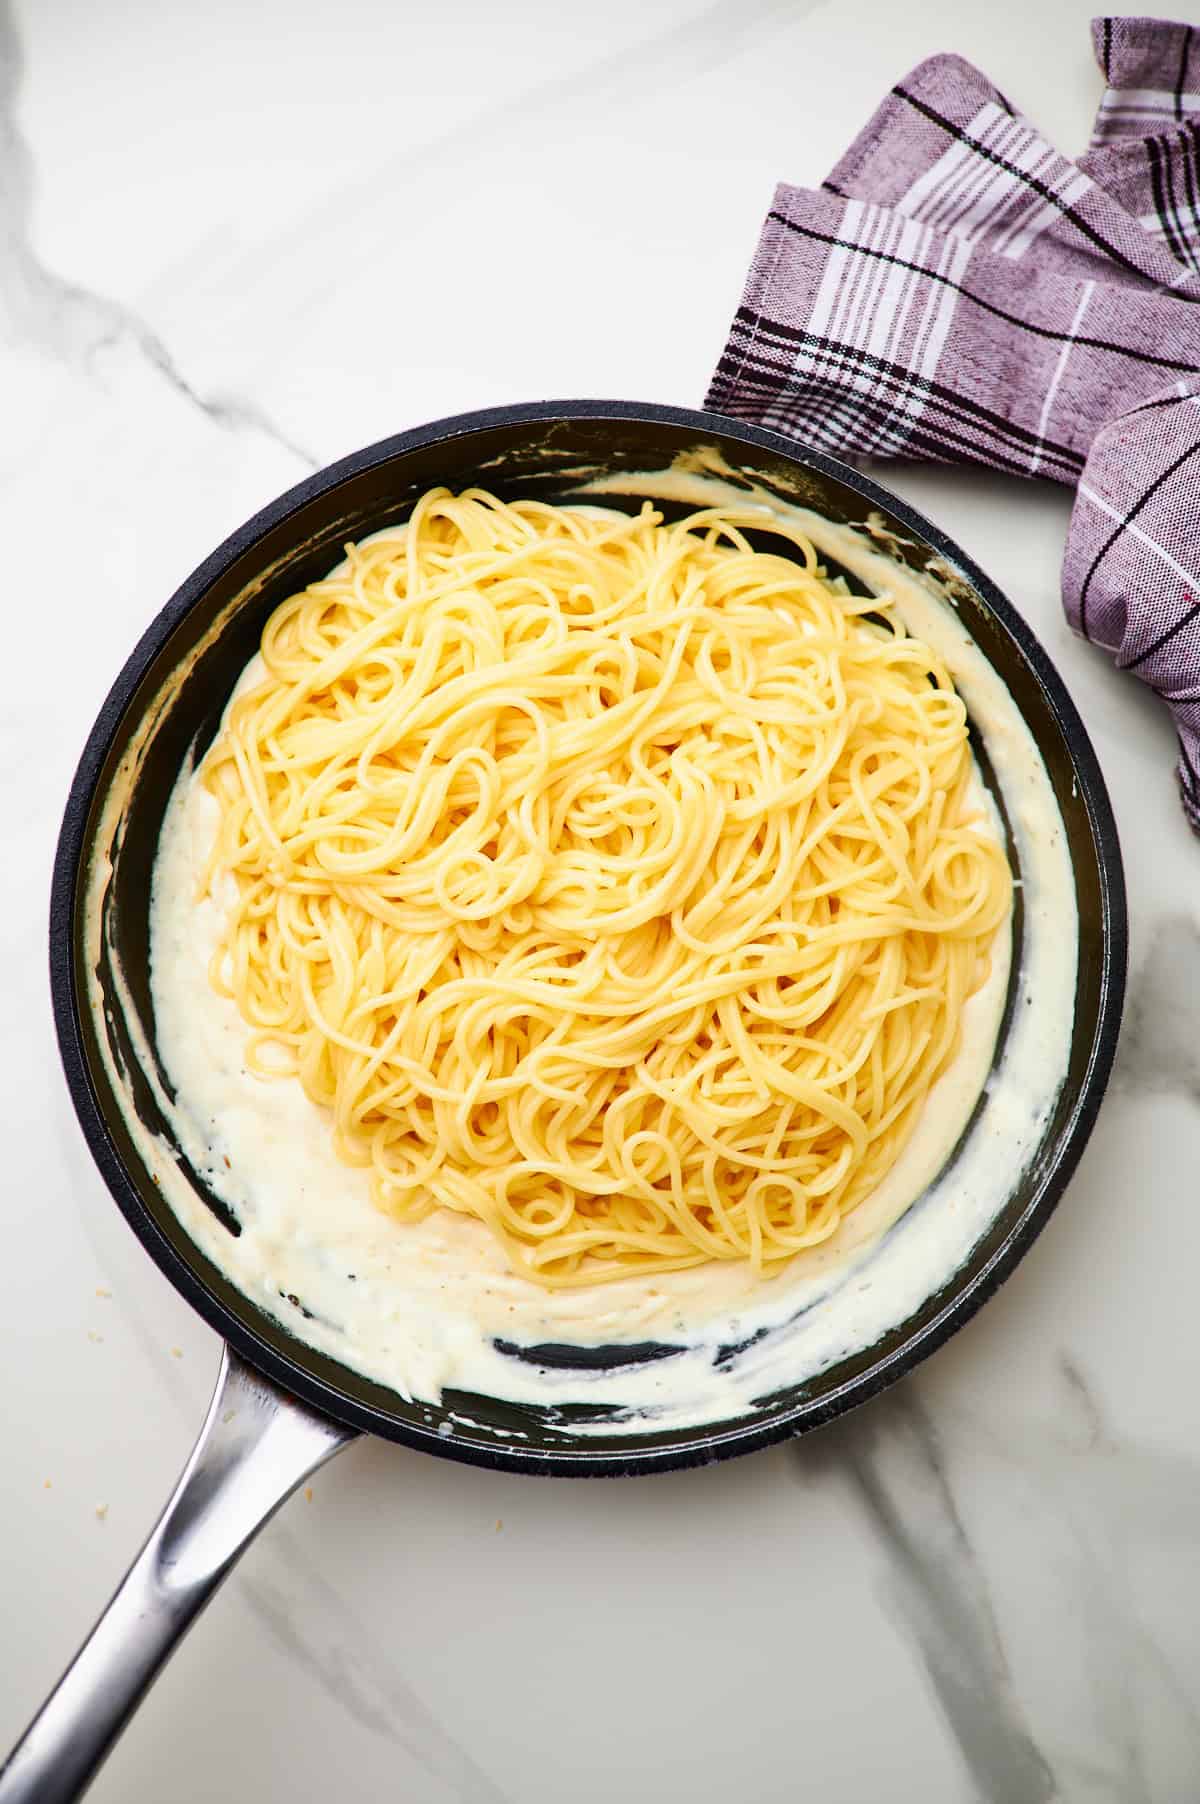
[[2, 1, 1198, 1798]]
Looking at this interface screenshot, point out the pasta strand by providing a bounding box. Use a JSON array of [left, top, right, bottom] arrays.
[[201, 489, 1011, 1288]]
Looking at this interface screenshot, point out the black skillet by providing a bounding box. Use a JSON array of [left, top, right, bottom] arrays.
[[1, 402, 1125, 1802]]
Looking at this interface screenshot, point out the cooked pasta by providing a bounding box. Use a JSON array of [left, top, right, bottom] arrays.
[[199, 487, 1011, 1288]]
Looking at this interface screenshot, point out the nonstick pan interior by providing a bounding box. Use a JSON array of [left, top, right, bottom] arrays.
[[50, 401, 1127, 1477]]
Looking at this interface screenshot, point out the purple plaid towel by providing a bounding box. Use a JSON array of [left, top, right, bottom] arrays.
[[707, 15, 1200, 831]]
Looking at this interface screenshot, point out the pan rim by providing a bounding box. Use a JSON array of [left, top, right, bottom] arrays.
[[49, 398, 1128, 1477]]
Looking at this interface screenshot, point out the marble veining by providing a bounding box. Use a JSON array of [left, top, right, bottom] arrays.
[[808, 1393, 1058, 1803], [4, 0, 1199, 1799], [1116, 913, 1200, 1104], [239, 1542, 512, 1804], [1045, 1358, 1200, 1800], [0, 0, 316, 468]]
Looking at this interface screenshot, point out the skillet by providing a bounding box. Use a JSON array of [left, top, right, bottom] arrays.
[[2, 402, 1126, 1802]]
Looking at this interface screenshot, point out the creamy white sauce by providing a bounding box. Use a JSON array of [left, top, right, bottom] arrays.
[[96, 469, 1078, 1435]]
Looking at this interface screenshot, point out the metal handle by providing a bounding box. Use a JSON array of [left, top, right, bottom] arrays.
[[0, 1346, 356, 1804]]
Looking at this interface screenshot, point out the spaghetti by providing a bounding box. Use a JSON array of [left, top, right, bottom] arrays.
[[200, 487, 1011, 1287]]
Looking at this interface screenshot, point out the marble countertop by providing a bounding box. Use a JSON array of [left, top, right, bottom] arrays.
[[2, 1, 1197, 1798]]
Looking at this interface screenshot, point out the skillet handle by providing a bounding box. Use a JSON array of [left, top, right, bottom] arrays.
[[0, 1345, 356, 1804]]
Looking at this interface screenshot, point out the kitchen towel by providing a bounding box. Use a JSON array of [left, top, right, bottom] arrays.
[[708, 15, 1200, 830]]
